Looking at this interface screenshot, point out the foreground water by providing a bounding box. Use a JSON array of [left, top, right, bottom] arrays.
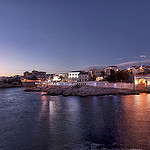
[[0, 88, 150, 150]]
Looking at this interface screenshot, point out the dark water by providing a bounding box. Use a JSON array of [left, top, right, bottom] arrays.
[[0, 88, 150, 150]]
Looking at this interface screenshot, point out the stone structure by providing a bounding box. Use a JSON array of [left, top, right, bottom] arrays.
[[134, 74, 150, 91]]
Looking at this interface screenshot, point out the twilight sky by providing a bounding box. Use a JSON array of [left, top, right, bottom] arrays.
[[0, 0, 150, 76]]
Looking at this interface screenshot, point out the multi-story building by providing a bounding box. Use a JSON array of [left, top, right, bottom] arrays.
[[24, 70, 47, 81], [90, 69, 105, 77], [78, 72, 90, 82], [24, 71, 34, 79], [104, 68, 111, 76], [32, 70, 46, 80], [68, 71, 81, 82]]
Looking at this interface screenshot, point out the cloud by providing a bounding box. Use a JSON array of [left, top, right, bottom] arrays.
[[80, 59, 150, 71], [117, 59, 150, 69], [116, 57, 123, 60], [81, 65, 107, 71], [140, 55, 146, 58]]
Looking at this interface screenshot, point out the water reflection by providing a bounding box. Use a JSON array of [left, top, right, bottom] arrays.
[[35, 94, 150, 149], [0, 88, 150, 150], [120, 95, 150, 149]]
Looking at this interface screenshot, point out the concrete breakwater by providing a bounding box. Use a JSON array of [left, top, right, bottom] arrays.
[[24, 85, 139, 96]]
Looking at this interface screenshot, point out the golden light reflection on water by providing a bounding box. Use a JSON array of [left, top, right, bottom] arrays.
[[39, 95, 48, 120], [37, 94, 150, 149], [41, 95, 47, 101], [120, 94, 150, 148]]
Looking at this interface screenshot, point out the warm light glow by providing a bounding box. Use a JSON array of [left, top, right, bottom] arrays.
[[135, 80, 138, 85], [138, 79, 146, 84]]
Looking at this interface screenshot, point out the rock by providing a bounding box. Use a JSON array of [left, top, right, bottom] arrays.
[[25, 85, 140, 96]]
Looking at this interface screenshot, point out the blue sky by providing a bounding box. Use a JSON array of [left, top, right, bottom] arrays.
[[0, 0, 150, 76]]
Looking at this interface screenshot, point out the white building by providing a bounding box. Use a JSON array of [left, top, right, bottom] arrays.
[[68, 71, 81, 82], [53, 75, 61, 82]]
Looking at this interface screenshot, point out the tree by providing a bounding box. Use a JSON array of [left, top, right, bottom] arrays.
[[59, 76, 65, 82], [100, 71, 106, 79], [105, 70, 130, 82], [91, 75, 96, 81]]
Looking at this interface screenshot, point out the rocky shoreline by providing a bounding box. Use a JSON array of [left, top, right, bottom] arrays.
[[24, 85, 140, 96], [0, 85, 21, 89]]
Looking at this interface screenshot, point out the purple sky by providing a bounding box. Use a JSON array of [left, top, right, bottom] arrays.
[[0, 0, 150, 76]]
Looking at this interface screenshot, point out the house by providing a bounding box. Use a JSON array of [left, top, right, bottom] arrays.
[[78, 72, 90, 82], [68, 71, 81, 82], [24, 70, 47, 81], [90, 69, 105, 77]]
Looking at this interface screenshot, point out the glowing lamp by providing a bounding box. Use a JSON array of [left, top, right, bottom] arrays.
[[114, 84, 117, 87]]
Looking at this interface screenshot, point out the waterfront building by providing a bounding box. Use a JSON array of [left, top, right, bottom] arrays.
[[32, 70, 46, 80], [134, 74, 150, 91], [68, 71, 81, 82], [90, 68, 114, 78], [78, 72, 90, 82], [90, 69, 105, 77], [52, 75, 61, 82], [24, 71, 33, 79], [22, 80, 37, 87], [24, 70, 47, 81]]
